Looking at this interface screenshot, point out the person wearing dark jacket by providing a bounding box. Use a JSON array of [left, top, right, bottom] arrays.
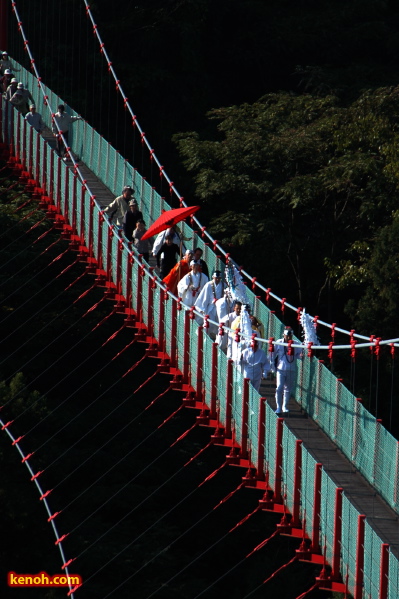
[[156, 235, 180, 279], [123, 198, 143, 241]]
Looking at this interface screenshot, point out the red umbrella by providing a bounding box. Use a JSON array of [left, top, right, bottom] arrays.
[[141, 205, 200, 240]]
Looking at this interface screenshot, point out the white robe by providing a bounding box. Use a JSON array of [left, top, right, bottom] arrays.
[[177, 271, 208, 307], [216, 312, 242, 359], [194, 280, 225, 336], [241, 347, 270, 392]]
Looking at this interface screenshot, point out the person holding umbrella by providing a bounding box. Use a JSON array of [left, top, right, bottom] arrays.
[[156, 234, 180, 279]]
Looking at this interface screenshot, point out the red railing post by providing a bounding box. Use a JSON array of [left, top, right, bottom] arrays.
[[196, 324, 203, 402], [379, 543, 389, 599], [56, 155, 62, 210], [169, 297, 178, 367], [116, 239, 123, 296], [292, 439, 302, 526], [96, 210, 104, 270], [35, 131, 40, 184], [183, 309, 191, 383], [240, 378, 250, 458], [331, 487, 343, 580], [257, 397, 267, 480], [354, 514, 366, 599], [136, 258, 143, 322], [125, 251, 134, 313], [274, 417, 284, 503], [49, 148, 55, 202], [27, 117, 33, 173], [146, 267, 155, 334], [158, 286, 165, 352], [225, 359, 233, 438], [210, 342, 218, 418], [63, 165, 69, 221], [42, 137, 48, 195], [311, 463, 322, 552], [71, 173, 77, 233]]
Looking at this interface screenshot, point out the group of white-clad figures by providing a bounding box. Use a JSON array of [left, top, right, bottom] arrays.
[[171, 255, 303, 415]]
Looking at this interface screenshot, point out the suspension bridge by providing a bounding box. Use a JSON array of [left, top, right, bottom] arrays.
[[1, 2, 399, 598]]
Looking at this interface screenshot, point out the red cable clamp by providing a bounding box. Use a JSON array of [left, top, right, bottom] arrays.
[[159, 166, 164, 178], [140, 131, 145, 143], [350, 329, 355, 343], [62, 559, 75, 570], [200, 226, 206, 238], [1, 420, 13, 430], [169, 181, 174, 194], [374, 337, 381, 359], [100, 42, 105, 53], [307, 342, 314, 358], [48, 511, 61, 522], [391, 343, 395, 358], [226, 253, 230, 261], [287, 339, 293, 355], [151, 276, 157, 289], [313, 315, 319, 328], [281, 297, 286, 314], [12, 435, 24, 445], [123, 97, 128, 109], [55, 534, 69, 545], [369, 334, 375, 353], [266, 288, 271, 304], [189, 306, 196, 320], [179, 196, 184, 207], [251, 277, 257, 290], [250, 333, 256, 349], [107, 61, 112, 71], [21, 453, 34, 463], [31, 470, 44, 481], [115, 79, 120, 91], [203, 315, 209, 330], [213, 240, 219, 252], [234, 327, 241, 343], [268, 337, 274, 353], [163, 286, 169, 301], [350, 339, 357, 359], [86, 5, 91, 14], [177, 297, 183, 311], [331, 323, 336, 339], [40, 490, 52, 500], [218, 322, 224, 337], [296, 307, 302, 322], [92, 24, 98, 33], [328, 341, 334, 361], [149, 149, 154, 161]]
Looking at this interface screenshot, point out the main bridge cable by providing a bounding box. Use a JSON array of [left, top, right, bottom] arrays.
[[81, 1, 397, 348]]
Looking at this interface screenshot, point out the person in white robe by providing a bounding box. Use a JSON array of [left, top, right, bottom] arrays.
[[194, 270, 225, 338], [177, 260, 208, 308], [271, 326, 303, 414], [240, 342, 271, 392], [216, 301, 243, 358]]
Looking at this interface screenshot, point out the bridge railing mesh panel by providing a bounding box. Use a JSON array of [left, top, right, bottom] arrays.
[[264, 402, 277, 490], [248, 385, 260, 472], [341, 496, 361, 593], [320, 470, 337, 568], [217, 350, 229, 426], [202, 334, 214, 409], [283, 429, 297, 517], [300, 450, 317, 540], [364, 524, 384, 599], [388, 548, 399, 599]]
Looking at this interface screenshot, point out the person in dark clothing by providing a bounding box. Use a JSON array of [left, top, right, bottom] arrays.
[[193, 247, 209, 278], [156, 235, 180, 279], [123, 198, 143, 241]]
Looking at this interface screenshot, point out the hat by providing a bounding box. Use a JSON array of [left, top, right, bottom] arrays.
[[212, 270, 222, 278], [284, 326, 293, 336], [129, 198, 138, 206], [17, 82, 24, 89], [4, 69, 11, 75], [190, 260, 199, 266], [123, 185, 133, 193], [2, 51, 8, 56], [29, 104, 35, 109], [11, 78, 17, 83]]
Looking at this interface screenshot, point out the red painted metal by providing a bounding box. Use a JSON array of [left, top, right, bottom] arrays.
[[56, 156, 62, 210], [354, 514, 366, 599], [71, 174, 77, 233], [183, 309, 191, 383], [106, 227, 113, 281], [331, 487, 343, 580], [64, 164, 69, 222], [49, 147, 54, 202], [97, 210, 104, 270], [240, 378, 250, 458], [196, 324, 203, 402], [275, 418, 284, 503], [225, 359, 234, 438], [135, 257, 143, 322], [379, 543, 389, 599], [292, 439, 302, 526], [311, 463, 322, 553], [158, 285, 165, 353]]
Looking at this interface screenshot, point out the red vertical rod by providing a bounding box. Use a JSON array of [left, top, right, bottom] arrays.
[[274, 418, 284, 503], [257, 397, 266, 480], [15, 111, 21, 163], [79, 186, 85, 241], [27, 119, 33, 173], [115, 240, 122, 296], [125, 252, 133, 313], [64, 166, 69, 221], [88, 196, 94, 259], [183, 310, 190, 383], [379, 543, 389, 599], [106, 228, 113, 281], [136, 260, 143, 322], [210, 342, 218, 418], [56, 156, 61, 210], [49, 148, 55, 202], [35, 132, 40, 184], [331, 487, 343, 579], [97, 212, 104, 270], [292, 439, 302, 526], [0, 0, 8, 50], [240, 378, 250, 458], [196, 324, 203, 402], [158, 289, 165, 353], [311, 463, 322, 552], [42, 137, 48, 195], [354, 514, 366, 599], [225, 359, 233, 438], [170, 297, 177, 368]]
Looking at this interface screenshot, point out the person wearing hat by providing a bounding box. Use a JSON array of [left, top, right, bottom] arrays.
[[216, 300, 242, 357], [52, 104, 82, 160], [0, 69, 13, 94], [25, 104, 45, 133], [0, 51, 20, 75], [177, 260, 208, 308], [10, 82, 34, 115], [103, 186, 133, 227], [271, 325, 303, 415], [162, 248, 193, 295], [156, 234, 180, 279], [122, 197, 143, 241], [5, 77, 18, 101], [240, 339, 271, 392], [132, 219, 152, 262], [194, 270, 225, 338]]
